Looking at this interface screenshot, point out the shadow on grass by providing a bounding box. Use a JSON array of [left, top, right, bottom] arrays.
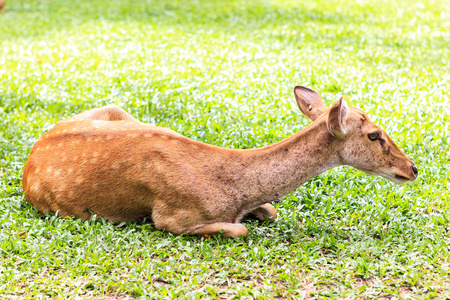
[[22, 199, 426, 248]]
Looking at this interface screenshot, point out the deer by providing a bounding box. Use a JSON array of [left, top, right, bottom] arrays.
[[22, 86, 418, 238]]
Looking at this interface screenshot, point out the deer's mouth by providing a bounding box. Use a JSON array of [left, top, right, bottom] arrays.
[[356, 168, 413, 185], [384, 173, 411, 185], [376, 172, 411, 185], [394, 174, 410, 181]]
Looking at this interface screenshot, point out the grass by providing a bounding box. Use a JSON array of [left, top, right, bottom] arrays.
[[1, 0, 449, 298]]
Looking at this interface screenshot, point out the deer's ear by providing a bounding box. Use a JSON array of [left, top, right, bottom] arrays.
[[327, 97, 350, 139], [294, 86, 327, 121]]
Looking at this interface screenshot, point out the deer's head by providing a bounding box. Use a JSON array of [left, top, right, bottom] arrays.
[[294, 86, 418, 184]]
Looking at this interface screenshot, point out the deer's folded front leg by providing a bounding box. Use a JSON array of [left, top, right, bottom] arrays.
[[187, 222, 248, 238], [249, 203, 277, 222]]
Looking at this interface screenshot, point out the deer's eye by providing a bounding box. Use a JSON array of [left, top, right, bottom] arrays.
[[368, 133, 379, 141]]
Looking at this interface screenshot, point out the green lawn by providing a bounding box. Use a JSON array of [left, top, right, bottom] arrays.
[[1, 0, 449, 298]]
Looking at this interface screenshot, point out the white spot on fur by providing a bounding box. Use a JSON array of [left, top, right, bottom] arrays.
[[31, 181, 41, 193]]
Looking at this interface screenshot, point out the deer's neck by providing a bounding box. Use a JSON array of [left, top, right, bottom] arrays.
[[235, 118, 342, 206]]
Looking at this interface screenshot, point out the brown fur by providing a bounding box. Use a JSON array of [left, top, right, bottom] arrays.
[[22, 86, 417, 238], [0, 0, 5, 13]]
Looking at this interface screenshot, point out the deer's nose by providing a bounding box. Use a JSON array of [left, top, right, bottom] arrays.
[[411, 164, 418, 178]]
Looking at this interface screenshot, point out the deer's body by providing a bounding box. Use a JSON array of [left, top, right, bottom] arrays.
[[23, 86, 418, 237]]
